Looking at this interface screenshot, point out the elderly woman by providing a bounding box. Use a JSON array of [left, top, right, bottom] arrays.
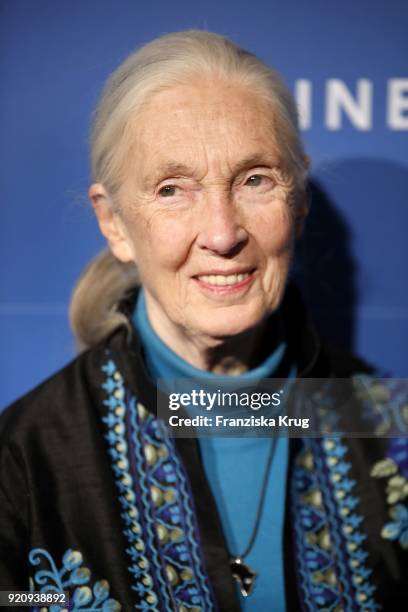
[[0, 30, 406, 612]]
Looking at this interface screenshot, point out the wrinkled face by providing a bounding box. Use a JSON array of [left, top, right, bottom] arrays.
[[115, 80, 301, 345]]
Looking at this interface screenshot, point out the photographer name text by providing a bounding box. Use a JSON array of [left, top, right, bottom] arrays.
[[168, 415, 310, 429]]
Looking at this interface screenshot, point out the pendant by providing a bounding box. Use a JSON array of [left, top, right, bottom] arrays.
[[230, 556, 257, 597]]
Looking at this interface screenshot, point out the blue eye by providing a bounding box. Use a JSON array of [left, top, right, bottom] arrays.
[[158, 185, 177, 197]]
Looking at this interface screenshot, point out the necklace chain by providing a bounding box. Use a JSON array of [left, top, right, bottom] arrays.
[[232, 436, 278, 560]]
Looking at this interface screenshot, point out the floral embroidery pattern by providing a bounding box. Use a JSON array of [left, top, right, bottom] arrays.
[[352, 376, 408, 436], [293, 376, 408, 609], [371, 441, 408, 551], [29, 548, 121, 611], [292, 436, 380, 610], [381, 504, 408, 549], [101, 359, 158, 611], [101, 356, 214, 612]]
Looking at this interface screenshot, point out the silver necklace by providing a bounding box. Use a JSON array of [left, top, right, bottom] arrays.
[[229, 436, 278, 597]]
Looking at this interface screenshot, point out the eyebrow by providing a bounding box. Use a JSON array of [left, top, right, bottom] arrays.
[[143, 162, 194, 190], [144, 153, 279, 189], [231, 153, 280, 175]]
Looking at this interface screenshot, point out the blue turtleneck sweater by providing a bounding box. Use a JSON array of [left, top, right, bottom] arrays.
[[133, 290, 291, 611]]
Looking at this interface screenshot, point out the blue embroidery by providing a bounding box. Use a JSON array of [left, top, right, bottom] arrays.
[[292, 376, 408, 609], [320, 438, 379, 609], [381, 504, 408, 549], [101, 356, 215, 611], [29, 548, 121, 611], [370, 424, 408, 552], [353, 376, 408, 437], [128, 397, 172, 610], [292, 436, 380, 610], [101, 361, 158, 611]]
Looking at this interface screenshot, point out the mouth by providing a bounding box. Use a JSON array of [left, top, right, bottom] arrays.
[[193, 268, 256, 293]]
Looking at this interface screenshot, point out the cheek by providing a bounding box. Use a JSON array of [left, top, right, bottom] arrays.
[[129, 208, 195, 272], [251, 203, 295, 257], [253, 206, 294, 303]]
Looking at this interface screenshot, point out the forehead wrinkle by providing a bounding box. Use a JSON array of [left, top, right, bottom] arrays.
[[128, 92, 283, 191]]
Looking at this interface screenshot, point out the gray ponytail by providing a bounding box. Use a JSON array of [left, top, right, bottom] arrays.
[[69, 249, 139, 350]]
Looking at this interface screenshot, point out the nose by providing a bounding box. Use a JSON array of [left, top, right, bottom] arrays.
[[196, 188, 248, 255]]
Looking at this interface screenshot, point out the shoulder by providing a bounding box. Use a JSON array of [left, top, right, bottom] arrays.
[[282, 284, 377, 377], [320, 340, 377, 377]]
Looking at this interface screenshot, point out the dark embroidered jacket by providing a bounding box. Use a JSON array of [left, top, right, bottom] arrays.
[[0, 286, 407, 611]]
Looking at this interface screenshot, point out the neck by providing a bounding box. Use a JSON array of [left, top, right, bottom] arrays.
[[144, 294, 271, 375], [202, 321, 270, 374]]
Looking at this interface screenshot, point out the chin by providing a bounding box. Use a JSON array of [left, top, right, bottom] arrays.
[[192, 302, 269, 340]]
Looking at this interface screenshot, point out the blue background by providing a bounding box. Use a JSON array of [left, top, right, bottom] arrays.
[[1, 0, 407, 409]]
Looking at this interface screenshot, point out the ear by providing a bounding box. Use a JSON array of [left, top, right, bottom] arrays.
[[295, 189, 310, 239], [89, 183, 134, 263]]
